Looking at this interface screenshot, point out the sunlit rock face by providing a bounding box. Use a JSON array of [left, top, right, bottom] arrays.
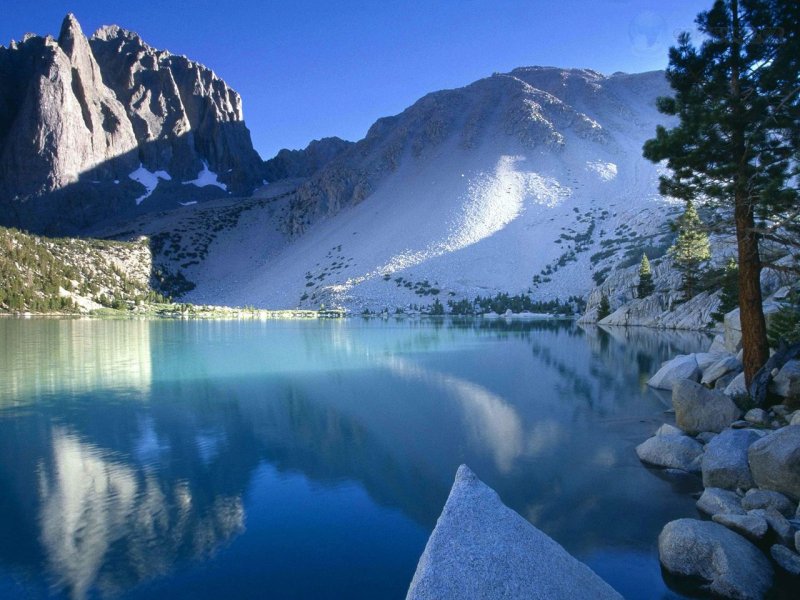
[[0, 14, 264, 233]]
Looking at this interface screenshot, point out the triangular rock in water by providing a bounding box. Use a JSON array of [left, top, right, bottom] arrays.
[[406, 465, 622, 600]]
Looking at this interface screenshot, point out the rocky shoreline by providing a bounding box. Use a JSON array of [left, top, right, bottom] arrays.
[[637, 332, 800, 598]]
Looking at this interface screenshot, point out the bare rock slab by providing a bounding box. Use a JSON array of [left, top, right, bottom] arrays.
[[406, 465, 622, 600], [659, 519, 773, 599], [748, 425, 800, 501], [648, 355, 700, 390], [673, 379, 741, 435]]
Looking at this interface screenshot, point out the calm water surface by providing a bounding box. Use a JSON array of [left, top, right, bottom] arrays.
[[0, 318, 712, 599]]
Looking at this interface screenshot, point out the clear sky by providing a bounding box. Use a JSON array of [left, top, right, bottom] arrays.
[[1, 0, 710, 159]]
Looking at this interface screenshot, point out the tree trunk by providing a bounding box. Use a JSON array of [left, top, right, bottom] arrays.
[[735, 200, 769, 386], [730, 0, 769, 387]]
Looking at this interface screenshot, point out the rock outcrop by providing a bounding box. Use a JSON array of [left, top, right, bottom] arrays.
[[0, 14, 264, 233], [672, 379, 741, 435], [747, 425, 800, 501], [406, 465, 622, 600]]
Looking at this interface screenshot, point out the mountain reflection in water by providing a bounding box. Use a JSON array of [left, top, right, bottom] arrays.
[[0, 318, 710, 599]]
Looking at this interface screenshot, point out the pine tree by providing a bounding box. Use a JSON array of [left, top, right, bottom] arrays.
[[597, 294, 611, 321], [643, 0, 799, 385], [669, 200, 710, 300], [637, 253, 655, 298], [711, 258, 740, 322]]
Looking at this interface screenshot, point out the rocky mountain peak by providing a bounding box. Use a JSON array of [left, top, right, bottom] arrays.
[[0, 13, 265, 233]]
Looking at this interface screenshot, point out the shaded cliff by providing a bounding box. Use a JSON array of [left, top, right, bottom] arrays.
[[0, 14, 264, 234]]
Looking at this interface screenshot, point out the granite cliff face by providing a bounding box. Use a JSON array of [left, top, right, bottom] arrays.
[[0, 14, 264, 233]]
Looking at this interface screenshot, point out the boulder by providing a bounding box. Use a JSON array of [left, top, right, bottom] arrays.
[[655, 423, 684, 437], [724, 304, 782, 354], [658, 519, 773, 599], [672, 380, 741, 435], [796, 530, 800, 553], [696, 487, 746, 517], [701, 429, 761, 490], [748, 508, 794, 547], [714, 371, 738, 391], [741, 489, 794, 517], [748, 426, 800, 501], [701, 355, 742, 386], [770, 545, 800, 576], [771, 360, 800, 401], [696, 431, 717, 444], [724, 372, 748, 397], [636, 434, 703, 473], [648, 355, 700, 390], [792, 411, 800, 426], [696, 352, 723, 372], [406, 465, 623, 600], [711, 513, 768, 542], [744, 408, 771, 427]]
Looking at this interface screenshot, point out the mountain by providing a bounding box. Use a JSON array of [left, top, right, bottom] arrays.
[[114, 66, 680, 312], [0, 14, 264, 234], [264, 137, 354, 182]]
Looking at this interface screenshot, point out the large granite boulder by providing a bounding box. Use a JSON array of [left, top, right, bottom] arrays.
[[748, 426, 800, 501], [741, 488, 794, 517], [648, 355, 700, 391], [711, 513, 768, 542], [658, 519, 773, 599], [701, 429, 761, 490], [672, 379, 741, 435], [724, 372, 748, 397], [406, 465, 622, 600], [636, 432, 703, 473]]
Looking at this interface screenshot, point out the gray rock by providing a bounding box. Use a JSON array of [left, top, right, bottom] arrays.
[[724, 372, 748, 397], [658, 519, 773, 599], [701, 355, 743, 386], [772, 405, 791, 418], [796, 530, 800, 553], [745, 408, 771, 427], [714, 371, 738, 391], [711, 513, 768, 542], [731, 420, 751, 429], [406, 465, 623, 600], [771, 360, 800, 401], [264, 137, 354, 181], [696, 352, 724, 372], [748, 425, 800, 501], [709, 334, 727, 354], [672, 379, 741, 435], [725, 305, 783, 354], [696, 431, 717, 444], [701, 429, 761, 490], [636, 434, 703, 473], [741, 489, 795, 517], [655, 423, 684, 437], [648, 355, 701, 390], [770, 545, 800, 576], [697, 487, 746, 517], [792, 411, 800, 426], [748, 508, 794, 547]]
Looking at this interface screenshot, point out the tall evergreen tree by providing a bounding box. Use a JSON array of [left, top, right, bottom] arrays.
[[643, 0, 799, 385], [669, 200, 711, 300], [597, 294, 611, 321], [637, 253, 655, 298]]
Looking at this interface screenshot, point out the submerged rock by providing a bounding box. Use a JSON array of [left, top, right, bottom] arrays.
[[406, 465, 622, 600], [701, 429, 761, 490], [658, 519, 773, 599], [673, 380, 741, 435], [748, 426, 800, 501], [636, 434, 703, 473], [647, 355, 700, 390]]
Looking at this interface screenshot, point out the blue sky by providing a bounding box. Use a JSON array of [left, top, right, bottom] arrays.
[[1, 0, 709, 159]]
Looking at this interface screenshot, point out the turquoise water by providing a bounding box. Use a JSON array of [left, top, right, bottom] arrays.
[[0, 318, 711, 599]]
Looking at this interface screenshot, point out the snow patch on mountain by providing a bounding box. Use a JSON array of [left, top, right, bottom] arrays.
[[183, 162, 227, 191], [129, 165, 171, 205]]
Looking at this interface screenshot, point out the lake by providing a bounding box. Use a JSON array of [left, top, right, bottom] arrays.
[[0, 317, 712, 599]]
